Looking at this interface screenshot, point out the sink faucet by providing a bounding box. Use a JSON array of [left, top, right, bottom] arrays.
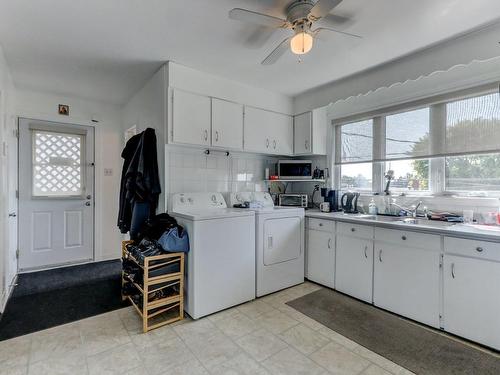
[[412, 201, 423, 218], [390, 200, 423, 218]]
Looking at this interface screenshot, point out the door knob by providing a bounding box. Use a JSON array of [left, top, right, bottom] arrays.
[[85, 201, 91, 206], [86, 195, 92, 199]]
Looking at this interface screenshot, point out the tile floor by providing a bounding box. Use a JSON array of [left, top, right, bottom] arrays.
[[0, 282, 415, 375]]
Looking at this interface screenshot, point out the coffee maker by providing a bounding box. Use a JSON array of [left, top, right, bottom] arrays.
[[320, 189, 339, 212]]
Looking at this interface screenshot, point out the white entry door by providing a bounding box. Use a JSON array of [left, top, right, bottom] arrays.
[[18, 119, 94, 271]]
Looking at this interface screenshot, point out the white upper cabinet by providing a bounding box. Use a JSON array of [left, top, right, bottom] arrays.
[[170, 88, 293, 155], [244, 106, 293, 155], [271, 112, 293, 155], [211, 98, 243, 150], [172, 89, 211, 146], [243, 106, 269, 153], [294, 112, 312, 155], [293, 107, 327, 155]]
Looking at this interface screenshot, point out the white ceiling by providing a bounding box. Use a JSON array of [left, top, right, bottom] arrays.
[[1, 0, 500, 105]]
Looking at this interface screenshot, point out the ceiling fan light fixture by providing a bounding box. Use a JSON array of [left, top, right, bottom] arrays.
[[290, 30, 313, 55]]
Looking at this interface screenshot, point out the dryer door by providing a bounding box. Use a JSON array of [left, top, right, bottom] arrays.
[[263, 217, 301, 265]]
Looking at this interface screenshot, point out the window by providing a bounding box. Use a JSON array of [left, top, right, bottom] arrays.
[[339, 119, 373, 163], [334, 90, 500, 196], [386, 108, 430, 159], [32, 130, 83, 197], [385, 159, 429, 192], [446, 153, 500, 192], [341, 162, 372, 191], [446, 93, 500, 154]]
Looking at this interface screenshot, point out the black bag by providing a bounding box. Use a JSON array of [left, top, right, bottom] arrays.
[[136, 213, 180, 241]]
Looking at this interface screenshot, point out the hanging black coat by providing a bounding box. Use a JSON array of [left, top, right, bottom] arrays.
[[118, 128, 161, 234]]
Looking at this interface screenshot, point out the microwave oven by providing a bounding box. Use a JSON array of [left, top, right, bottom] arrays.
[[278, 194, 308, 208], [278, 160, 312, 180]]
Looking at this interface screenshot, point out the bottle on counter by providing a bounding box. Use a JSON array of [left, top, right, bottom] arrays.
[[368, 198, 378, 215]]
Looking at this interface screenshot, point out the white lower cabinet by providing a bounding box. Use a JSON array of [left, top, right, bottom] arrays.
[[443, 237, 500, 350], [306, 222, 335, 288], [374, 229, 441, 328], [336, 235, 373, 303]]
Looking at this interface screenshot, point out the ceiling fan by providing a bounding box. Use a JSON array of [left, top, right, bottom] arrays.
[[229, 0, 362, 65]]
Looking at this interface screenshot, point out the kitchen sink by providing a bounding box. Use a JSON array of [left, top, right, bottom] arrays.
[[395, 217, 456, 227]]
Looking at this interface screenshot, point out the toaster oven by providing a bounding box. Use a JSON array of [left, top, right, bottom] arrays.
[[278, 194, 308, 208]]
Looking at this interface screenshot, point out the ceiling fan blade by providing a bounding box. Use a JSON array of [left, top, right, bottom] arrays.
[[261, 37, 291, 65], [244, 27, 276, 49], [319, 13, 353, 27], [309, 0, 343, 20], [313, 27, 362, 39], [229, 8, 288, 29]]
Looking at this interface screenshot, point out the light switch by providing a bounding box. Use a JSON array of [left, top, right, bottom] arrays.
[[104, 168, 113, 176]]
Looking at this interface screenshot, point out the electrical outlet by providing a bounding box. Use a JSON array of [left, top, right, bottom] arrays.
[[104, 168, 113, 176]]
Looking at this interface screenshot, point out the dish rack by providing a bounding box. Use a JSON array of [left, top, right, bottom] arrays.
[[121, 240, 185, 332]]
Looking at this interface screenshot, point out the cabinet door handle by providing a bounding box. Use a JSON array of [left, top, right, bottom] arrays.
[[305, 140, 309, 150], [203, 129, 208, 141], [266, 138, 269, 148], [401, 235, 407, 241], [351, 227, 356, 232], [378, 249, 382, 262], [215, 131, 219, 142], [364, 245, 368, 259], [476, 247, 483, 252], [273, 140, 276, 149], [451, 263, 455, 279], [328, 238, 331, 249], [268, 236, 273, 249]]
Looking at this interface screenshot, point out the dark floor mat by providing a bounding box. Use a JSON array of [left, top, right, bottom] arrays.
[[287, 288, 500, 375], [0, 261, 128, 341], [12, 260, 122, 297]]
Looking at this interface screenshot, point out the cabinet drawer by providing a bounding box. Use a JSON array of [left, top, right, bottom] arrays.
[[307, 218, 334, 232], [444, 237, 500, 262], [375, 228, 441, 251], [337, 222, 373, 239]]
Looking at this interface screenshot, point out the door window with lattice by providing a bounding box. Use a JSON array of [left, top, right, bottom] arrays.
[[32, 130, 84, 197]]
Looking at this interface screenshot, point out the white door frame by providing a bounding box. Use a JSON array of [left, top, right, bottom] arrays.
[[17, 117, 96, 272]]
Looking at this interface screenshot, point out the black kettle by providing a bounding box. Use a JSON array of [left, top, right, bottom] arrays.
[[341, 192, 360, 213]]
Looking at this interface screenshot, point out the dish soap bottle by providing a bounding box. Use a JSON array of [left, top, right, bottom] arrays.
[[368, 198, 378, 215]]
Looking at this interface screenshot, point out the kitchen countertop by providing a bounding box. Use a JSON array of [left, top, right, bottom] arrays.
[[305, 209, 500, 242]]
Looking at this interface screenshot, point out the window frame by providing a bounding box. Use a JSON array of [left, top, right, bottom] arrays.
[[332, 87, 500, 198]]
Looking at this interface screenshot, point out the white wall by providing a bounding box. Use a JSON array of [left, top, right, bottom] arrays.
[[122, 66, 167, 212], [122, 62, 295, 212], [14, 89, 124, 262], [167, 62, 293, 115], [294, 21, 500, 114], [0, 44, 16, 311]]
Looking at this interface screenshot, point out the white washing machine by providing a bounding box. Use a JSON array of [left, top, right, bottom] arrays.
[[228, 192, 305, 297], [171, 193, 256, 319]]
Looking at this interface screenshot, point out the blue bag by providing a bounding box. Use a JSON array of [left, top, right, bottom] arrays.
[[158, 227, 190, 253]]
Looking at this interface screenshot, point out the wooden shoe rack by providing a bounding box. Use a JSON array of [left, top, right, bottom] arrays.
[[121, 240, 185, 332]]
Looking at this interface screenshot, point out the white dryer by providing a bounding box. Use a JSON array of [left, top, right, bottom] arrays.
[[228, 192, 305, 297], [171, 193, 256, 319]]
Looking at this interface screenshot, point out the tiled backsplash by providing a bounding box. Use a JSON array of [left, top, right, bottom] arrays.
[[165, 146, 277, 208], [166, 147, 499, 220]]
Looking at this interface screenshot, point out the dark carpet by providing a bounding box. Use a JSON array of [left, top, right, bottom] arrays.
[[0, 260, 128, 341], [287, 288, 500, 375]]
